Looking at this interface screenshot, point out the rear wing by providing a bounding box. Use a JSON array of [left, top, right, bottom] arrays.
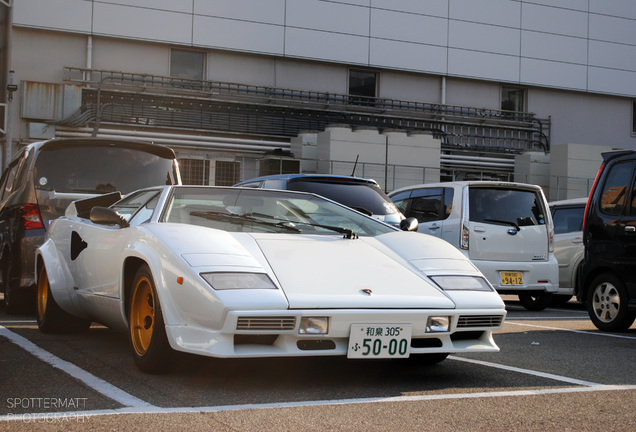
[[65, 192, 123, 219]]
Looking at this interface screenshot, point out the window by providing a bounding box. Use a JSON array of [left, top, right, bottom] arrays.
[[501, 86, 525, 114], [600, 161, 635, 216], [179, 159, 210, 185], [392, 187, 453, 223], [349, 69, 377, 105], [215, 161, 240, 186], [551, 206, 585, 234], [632, 101, 636, 135], [469, 188, 545, 226], [170, 49, 205, 80]]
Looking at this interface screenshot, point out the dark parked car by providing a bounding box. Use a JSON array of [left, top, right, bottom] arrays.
[[580, 150, 636, 331], [234, 174, 405, 227], [0, 138, 181, 314]]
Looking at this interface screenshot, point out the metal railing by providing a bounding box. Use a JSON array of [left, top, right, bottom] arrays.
[[61, 67, 551, 154]]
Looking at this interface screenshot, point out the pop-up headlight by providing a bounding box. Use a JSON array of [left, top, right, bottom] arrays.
[[430, 275, 493, 291], [201, 272, 276, 290]]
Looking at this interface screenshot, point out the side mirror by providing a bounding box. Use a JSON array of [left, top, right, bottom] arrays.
[[90, 206, 129, 228], [400, 217, 418, 232]]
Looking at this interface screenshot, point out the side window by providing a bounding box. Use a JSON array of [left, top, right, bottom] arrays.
[[552, 206, 585, 234], [631, 170, 636, 216], [599, 161, 635, 216], [388, 190, 411, 215], [0, 159, 21, 201], [404, 188, 454, 223]]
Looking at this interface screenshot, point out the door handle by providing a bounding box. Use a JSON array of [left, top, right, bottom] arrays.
[[626, 226, 636, 233]]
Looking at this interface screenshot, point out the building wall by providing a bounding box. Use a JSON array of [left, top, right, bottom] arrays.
[[12, 0, 636, 97]]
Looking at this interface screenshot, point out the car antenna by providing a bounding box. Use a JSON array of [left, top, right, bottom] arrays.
[[351, 154, 359, 176]]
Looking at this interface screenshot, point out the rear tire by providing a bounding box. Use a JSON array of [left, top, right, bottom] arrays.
[[129, 265, 174, 374], [550, 295, 573, 307], [36, 266, 91, 334], [518, 292, 553, 311], [587, 273, 635, 332]]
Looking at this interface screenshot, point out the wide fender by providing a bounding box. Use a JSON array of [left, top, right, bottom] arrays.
[[36, 239, 90, 319], [123, 240, 189, 328]]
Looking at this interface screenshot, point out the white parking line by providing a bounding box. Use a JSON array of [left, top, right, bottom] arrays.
[[0, 326, 154, 409], [2, 384, 636, 422], [505, 321, 636, 339], [449, 355, 600, 386], [2, 323, 635, 423]]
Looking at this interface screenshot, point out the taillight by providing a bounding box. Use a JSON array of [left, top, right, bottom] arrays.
[[582, 163, 604, 240], [20, 204, 45, 230]]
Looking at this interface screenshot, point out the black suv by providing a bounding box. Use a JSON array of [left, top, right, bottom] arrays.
[[580, 150, 636, 331], [0, 138, 181, 314]]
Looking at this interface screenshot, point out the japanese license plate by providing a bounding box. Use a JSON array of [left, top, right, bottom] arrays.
[[501, 271, 523, 285], [347, 324, 412, 358]]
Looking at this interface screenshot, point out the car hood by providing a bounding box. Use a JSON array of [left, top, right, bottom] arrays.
[[250, 233, 455, 309]]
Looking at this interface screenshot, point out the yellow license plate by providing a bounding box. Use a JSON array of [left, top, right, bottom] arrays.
[[501, 272, 523, 285]]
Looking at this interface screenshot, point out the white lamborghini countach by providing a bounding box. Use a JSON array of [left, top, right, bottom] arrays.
[[35, 186, 506, 373]]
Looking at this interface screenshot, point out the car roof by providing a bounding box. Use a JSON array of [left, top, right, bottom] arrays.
[[389, 180, 542, 195], [549, 197, 588, 207], [601, 149, 636, 162], [236, 173, 380, 185]]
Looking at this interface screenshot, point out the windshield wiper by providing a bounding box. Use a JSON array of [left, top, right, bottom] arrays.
[[190, 211, 301, 233], [483, 218, 520, 231], [244, 212, 358, 239]]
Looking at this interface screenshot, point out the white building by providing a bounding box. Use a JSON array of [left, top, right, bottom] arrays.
[[1, 0, 635, 199]]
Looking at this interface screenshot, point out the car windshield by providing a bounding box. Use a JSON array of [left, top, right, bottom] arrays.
[[34, 144, 177, 194], [286, 178, 399, 216], [469, 187, 546, 227], [162, 187, 396, 237]]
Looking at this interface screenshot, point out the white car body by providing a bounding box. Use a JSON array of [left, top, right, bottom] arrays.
[[36, 186, 505, 371], [389, 181, 559, 311]]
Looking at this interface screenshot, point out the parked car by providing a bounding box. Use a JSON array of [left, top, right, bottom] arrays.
[[234, 174, 404, 227], [0, 138, 181, 314], [580, 150, 636, 331], [389, 181, 559, 311], [549, 197, 588, 306], [36, 186, 506, 373]]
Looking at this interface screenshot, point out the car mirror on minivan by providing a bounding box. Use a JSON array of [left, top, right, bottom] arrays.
[[90, 206, 130, 228], [400, 217, 418, 232]]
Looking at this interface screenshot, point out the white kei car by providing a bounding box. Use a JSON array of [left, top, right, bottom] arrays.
[[36, 186, 506, 373]]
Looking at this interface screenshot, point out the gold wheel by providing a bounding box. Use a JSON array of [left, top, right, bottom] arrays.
[[130, 275, 155, 357], [37, 266, 49, 322]]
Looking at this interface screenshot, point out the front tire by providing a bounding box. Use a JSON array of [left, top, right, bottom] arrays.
[[129, 265, 174, 374], [587, 273, 635, 332], [36, 266, 91, 334], [518, 292, 553, 311]]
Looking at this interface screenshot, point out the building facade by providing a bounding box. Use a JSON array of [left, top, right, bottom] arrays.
[[1, 0, 635, 199]]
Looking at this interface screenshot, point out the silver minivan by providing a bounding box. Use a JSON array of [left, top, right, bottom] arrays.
[[389, 181, 559, 311]]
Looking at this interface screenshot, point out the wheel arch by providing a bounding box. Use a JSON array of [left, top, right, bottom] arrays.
[[123, 256, 149, 322]]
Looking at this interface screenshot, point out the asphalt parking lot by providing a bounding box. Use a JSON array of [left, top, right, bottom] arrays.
[[1, 297, 635, 431]]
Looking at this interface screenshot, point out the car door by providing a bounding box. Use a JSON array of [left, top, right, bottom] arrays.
[[69, 222, 128, 300], [596, 160, 636, 275], [391, 187, 453, 238], [467, 186, 550, 263], [551, 203, 585, 290]]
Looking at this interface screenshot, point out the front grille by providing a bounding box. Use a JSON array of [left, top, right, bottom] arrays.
[[236, 316, 296, 331], [457, 315, 504, 328]]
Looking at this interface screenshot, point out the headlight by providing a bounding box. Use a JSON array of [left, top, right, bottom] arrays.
[[200, 272, 276, 290], [299, 317, 329, 335], [429, 275, 493, 291]]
